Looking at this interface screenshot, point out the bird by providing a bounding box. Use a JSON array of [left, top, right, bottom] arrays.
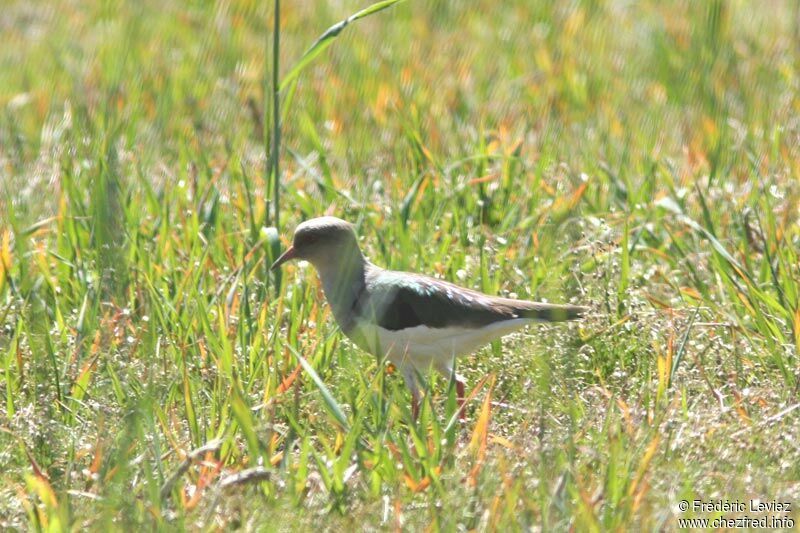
[[271, 216, 587, 420]]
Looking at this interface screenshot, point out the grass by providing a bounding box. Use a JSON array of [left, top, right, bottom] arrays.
[[1, 0, 799, 529]]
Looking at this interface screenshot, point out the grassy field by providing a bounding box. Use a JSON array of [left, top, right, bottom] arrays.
[[2, 0, 800, 529]]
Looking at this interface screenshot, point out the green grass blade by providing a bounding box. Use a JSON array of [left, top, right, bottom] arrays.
[[279, 0, 405, 91], [286, 344, 350, 431]]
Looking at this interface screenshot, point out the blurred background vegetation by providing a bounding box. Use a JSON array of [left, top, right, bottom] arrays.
[[1, 0, 799, 529]]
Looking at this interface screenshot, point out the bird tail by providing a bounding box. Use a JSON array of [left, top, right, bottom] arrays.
[[518, 303, 588, 322]]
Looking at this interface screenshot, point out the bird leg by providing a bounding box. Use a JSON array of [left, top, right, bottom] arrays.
[[437, 360, 468, 422], [456, 377, 466, 421], [401, 365, 421, 422]]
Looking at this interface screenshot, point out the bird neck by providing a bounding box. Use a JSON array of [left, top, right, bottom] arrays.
[[315, 252, 367, 332]]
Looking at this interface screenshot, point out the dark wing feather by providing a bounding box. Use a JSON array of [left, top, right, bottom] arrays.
[[364, 270, 586, 331]]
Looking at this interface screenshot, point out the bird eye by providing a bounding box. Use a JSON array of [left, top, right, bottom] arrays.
[[296, 232, 320, 248]]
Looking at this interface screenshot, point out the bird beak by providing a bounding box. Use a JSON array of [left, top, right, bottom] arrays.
[[271, 246, 297, 270]]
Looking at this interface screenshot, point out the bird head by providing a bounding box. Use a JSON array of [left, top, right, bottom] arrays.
[[271, 216, 361, 270]]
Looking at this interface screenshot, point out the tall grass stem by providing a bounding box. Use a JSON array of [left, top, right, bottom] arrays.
[[271, 0, 281, 231]]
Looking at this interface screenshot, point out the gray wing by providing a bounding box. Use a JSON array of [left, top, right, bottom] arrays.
[[362, 270, 585, 331]]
